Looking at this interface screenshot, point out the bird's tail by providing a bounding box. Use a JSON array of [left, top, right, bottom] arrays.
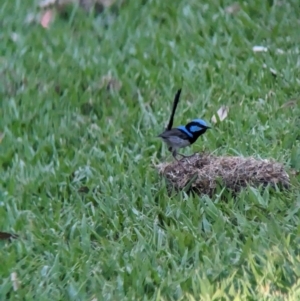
[[166, 89, 182, 131]]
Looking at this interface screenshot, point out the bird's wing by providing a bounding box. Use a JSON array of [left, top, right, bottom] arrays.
[[158, 128, 190, 140]]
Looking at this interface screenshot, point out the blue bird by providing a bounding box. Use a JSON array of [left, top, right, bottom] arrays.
[[158, 118, 210, 159]]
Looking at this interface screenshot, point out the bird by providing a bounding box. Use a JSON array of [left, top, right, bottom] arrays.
[[158, 89, 210, 159], [158, 118, 210, 159]]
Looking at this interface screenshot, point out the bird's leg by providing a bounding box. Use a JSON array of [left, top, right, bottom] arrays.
[[169, 147, 185, 166], [168, 147, 176, 158], [173, 151, 188, 170], [171, 149, 179, 161]]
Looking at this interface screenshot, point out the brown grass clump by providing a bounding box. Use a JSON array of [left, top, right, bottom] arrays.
[[156, 153, 290, 197]]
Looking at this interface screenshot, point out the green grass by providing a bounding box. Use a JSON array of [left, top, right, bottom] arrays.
[[1, 0, 300, 300]]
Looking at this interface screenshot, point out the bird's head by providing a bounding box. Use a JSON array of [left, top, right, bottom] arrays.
[[177, 119, 210, 143], [187, 119, 210, 133]]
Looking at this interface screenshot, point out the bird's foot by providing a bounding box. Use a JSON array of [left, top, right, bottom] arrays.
[[172, 153, 184, 167], [177, 153, 196, 165], [171, 150, 188, 168]]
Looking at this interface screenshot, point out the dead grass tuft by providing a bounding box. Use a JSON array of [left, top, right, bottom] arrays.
[[156, 153, 290, 197]]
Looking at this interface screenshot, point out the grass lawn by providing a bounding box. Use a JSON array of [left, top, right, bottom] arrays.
[[1, 0, 300, 299]]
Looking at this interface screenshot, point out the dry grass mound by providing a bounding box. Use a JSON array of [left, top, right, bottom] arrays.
[[156, 153, 290, 197]]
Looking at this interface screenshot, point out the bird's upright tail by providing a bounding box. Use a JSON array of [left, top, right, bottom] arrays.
[[166, 88, 182, 131]]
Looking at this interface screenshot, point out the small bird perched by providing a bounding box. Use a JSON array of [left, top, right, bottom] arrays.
[[158, 89, 210, 159]]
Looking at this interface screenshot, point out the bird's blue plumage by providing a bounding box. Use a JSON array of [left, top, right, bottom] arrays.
[[177, 125, 193, 138], [191, 119, 208, 128], [189, 125, 203, 133]]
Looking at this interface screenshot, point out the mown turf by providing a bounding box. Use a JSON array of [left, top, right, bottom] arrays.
[[0, 0, 300, 300]]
